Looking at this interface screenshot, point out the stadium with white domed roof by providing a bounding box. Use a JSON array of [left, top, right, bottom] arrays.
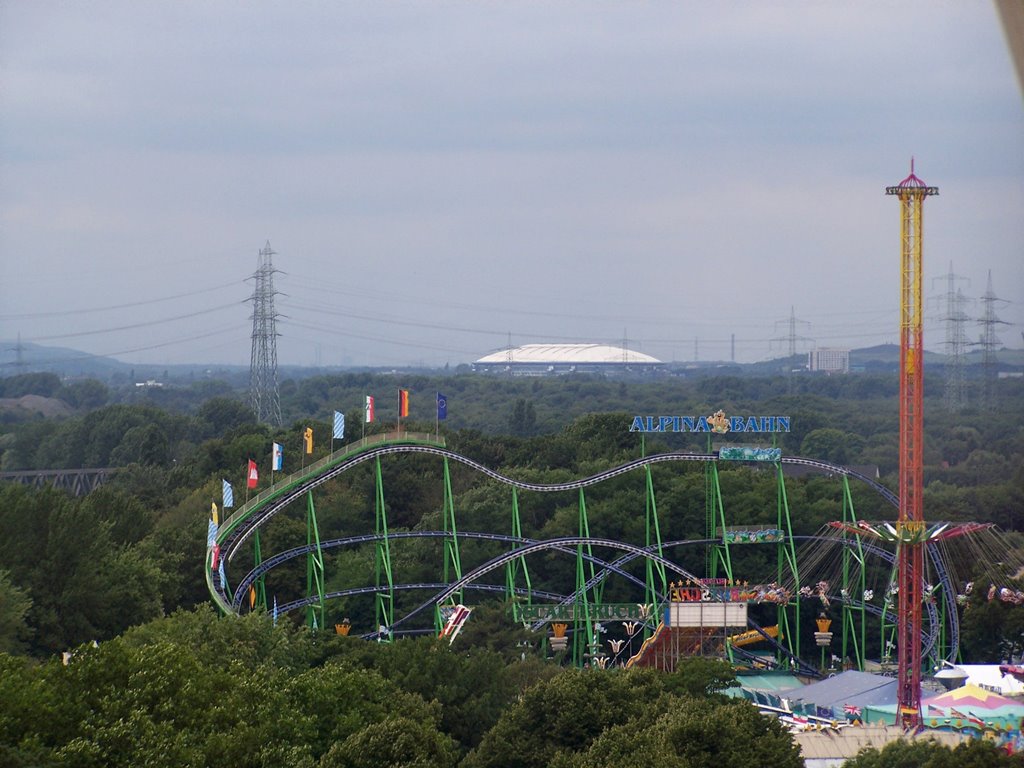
[[473, 343, 664, 376]]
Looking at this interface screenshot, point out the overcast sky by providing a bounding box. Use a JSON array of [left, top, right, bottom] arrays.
[[1, 1, 1021, 368]]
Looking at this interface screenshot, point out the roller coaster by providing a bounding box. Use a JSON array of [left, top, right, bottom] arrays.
[[206, 431, 980, 673]]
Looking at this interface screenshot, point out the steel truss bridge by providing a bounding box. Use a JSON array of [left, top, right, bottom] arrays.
[[0, 467, 116, 496], [206, 432, 963, 671]]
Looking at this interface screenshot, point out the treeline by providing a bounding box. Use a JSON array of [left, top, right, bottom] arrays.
[[3, 369, 1023, 474], [1, 608, 1018, 767]]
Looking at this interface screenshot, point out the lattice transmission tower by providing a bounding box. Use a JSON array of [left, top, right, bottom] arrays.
[[249, 241, 283, 426], [932, 263, 969, 412], [771, 306, 812, 392], [976, 270, 1009, 411], [771, 306, 813, 362]]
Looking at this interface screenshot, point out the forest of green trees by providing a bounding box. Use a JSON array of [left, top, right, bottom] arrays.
[[0, 369, 1022, 766]]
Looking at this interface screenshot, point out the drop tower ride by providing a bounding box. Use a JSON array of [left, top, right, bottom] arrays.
[[886, 161, 938, 728]]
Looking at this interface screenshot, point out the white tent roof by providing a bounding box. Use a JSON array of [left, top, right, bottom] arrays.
[[475, 343, 662, 365], [957, 665, 1024, 696]]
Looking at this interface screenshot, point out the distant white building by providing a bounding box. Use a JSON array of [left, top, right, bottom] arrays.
[[808, 348, 850, 374], [474, 343, 663, 376]]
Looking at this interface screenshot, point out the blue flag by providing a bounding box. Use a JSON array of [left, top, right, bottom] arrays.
[[333, 410, 345, 440], [272, 442, 283, 471], [273, 596, 278, 626], [437, 392, 447, 421], [222, 479, 234, 508]]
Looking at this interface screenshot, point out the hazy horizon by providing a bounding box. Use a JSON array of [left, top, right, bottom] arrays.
[[2, 3, 1022, 369]]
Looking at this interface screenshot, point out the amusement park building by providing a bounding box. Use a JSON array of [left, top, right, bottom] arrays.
[[473, 343, 664, 376]]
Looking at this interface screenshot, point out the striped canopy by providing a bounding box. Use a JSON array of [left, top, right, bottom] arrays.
[[924, 683, 1024, 712]]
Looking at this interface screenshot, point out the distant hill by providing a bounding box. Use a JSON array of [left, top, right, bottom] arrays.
[[1, 340, 1021, 383], [851, 343, 1024, 370], [0, 394, 74, 419], [0, 341, 126, 378], [0, 341, 252, 384]]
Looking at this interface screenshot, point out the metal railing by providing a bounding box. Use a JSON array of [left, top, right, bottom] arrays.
[[218, 431, 444, 536]]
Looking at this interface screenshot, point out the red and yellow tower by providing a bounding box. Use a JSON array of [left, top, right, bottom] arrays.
[[885, 161, 938, 728]]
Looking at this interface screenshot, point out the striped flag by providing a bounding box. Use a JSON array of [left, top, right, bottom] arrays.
[[365, 395, 375, 423], [399, 389, 409, 418], [437, 392, 447, 421], [333, 411, 345, 440], [272, 596, 278, 626], [272, 442, 283, 471], [222, 479, 234, 508], [207, 518, 217, 548], [247, 459, 258, 489], [218, 559, 227, 590]]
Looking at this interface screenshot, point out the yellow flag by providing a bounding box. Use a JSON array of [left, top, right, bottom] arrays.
[[304, 427, 313, 454], [211, 501, 219, 526]]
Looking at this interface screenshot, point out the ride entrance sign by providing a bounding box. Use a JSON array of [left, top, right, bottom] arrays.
[[629, 409, 790, 434]]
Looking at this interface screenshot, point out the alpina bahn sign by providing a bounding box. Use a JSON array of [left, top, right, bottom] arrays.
[[629, 409, 790, 434]]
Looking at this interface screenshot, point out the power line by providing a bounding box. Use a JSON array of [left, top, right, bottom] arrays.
[[0, 280, 246, 320], [20, 302, 244, 343], [0, 324, 247, 368]]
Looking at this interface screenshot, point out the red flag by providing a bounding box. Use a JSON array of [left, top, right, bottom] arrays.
[[247, 459, 258, 489], [399, 389, 409, 418]]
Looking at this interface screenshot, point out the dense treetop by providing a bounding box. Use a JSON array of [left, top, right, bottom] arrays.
[[0, 370, 1021, 765]]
